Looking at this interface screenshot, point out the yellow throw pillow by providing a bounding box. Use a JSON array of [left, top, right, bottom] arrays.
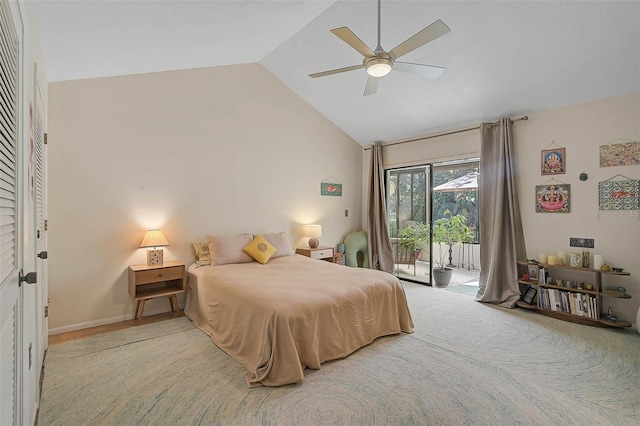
[[192, 242, 211, 265], [243, 234, 277, 264]]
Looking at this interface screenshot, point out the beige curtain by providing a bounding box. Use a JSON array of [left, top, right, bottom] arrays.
[[476, 118, 526, 307], [367, 143, 394, 272]]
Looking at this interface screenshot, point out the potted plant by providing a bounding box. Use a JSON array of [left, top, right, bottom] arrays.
[[398, 222, 430, 261], [431, 210, 473, 287]]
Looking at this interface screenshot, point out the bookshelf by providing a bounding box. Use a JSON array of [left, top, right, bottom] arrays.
[[516, 260, 632, 328]]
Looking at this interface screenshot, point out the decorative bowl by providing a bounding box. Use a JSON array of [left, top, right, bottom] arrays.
[[611, 267, 624, 273]]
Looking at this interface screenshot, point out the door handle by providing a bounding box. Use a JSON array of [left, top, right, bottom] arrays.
[[19, 270, 37, 286], [38, 251, 48, 259]]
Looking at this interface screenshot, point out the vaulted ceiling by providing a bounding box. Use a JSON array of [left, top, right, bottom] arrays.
[[33, 1, 640, 146]]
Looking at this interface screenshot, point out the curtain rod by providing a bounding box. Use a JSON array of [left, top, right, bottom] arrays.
[[363, 116, 529, 151]]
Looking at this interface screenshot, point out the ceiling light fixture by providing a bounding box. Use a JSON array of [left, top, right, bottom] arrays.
[[365, 56, 393, 77]]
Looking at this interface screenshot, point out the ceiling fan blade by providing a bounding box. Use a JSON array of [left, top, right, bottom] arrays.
[[363, 76, 380, 96], [394, 62, 446, 79], [309, 64, 363, 78], [331, 27, 375, 58], [389, 20, 451, 60]]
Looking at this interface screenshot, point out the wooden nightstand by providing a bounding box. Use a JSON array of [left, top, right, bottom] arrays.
[[296, 246, 335, 262], [128, 260, 185, 321]]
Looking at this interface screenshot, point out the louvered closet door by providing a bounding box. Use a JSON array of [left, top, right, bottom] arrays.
[[34, 67, 48, 369], [0, 0, 21, 423]]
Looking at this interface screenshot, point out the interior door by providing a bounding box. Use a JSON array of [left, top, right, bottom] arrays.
[[0, 0, 22, 423], [33, 64, 48, 376]]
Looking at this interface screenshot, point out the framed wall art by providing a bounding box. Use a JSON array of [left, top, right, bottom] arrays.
[[535, 183, 570, 213], [527, 265, 538, 281], [521, 285, 537, 305], [541, 147, 566, 175]]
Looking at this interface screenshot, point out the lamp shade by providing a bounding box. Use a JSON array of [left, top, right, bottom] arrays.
[[306, 224, 322, 249], [305, 225, 322, 238], [140, 229, 169, 248]]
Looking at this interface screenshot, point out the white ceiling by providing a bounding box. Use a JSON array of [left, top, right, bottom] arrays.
[[33, 1, 640, 146]]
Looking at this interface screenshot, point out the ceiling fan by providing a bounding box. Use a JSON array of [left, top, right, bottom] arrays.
[[309, 0, 451, 96]]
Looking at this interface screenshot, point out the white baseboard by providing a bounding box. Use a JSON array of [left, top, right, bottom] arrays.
[[48, 303, 185, 336]]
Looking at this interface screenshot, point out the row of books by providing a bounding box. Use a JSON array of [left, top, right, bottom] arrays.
[[539, 288, 599, 319]]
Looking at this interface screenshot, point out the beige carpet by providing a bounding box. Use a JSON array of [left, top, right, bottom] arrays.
[[38, 282, 640, 425]]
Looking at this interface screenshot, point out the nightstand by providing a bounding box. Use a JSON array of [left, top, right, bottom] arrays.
[[128, 260, 185, 321], [296, 246, 335, 262]]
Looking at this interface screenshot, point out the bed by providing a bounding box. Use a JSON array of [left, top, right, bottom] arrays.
[[184, 233, 414, 387]]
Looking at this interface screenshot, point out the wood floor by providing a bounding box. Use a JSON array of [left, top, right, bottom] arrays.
[[48, 310, 184, 345]]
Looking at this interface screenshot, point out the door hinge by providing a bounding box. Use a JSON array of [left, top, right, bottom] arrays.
[[44, 133, 48, 145], [44, 306, 49, 318], [44, 219, 48, 231]]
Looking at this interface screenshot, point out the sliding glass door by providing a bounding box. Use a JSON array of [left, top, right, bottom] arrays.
[[386, 159, 480, 287], [386, 166, 431, 284]]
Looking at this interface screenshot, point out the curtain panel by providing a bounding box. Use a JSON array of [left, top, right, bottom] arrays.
[[476, 118, 526, 307], [367, 143, 394, 272]]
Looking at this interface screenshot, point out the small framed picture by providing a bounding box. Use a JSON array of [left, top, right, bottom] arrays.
[[522, 286, 538, 305], [527, 265, 538, 281], [535, 183, 570, 213], [541, 148, 566, 175]]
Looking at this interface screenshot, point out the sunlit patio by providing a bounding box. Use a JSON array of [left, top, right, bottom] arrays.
[[393, 243, 481, 292]]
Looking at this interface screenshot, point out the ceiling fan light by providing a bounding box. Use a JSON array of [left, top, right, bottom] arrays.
[[365, 58, 393, 77]]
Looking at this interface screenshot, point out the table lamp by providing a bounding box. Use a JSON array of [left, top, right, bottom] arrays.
[[140, 229, 169, 265], [306, 224, 322, 249]]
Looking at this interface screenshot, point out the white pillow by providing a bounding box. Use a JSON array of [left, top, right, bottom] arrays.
[[261, 232, 295, 258], [206, 234, 255, 265]]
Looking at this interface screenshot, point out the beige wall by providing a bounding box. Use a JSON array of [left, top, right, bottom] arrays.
[[517, 92, 639, 326], [364, 92, 640, 328], [47, 63, 363, 332]]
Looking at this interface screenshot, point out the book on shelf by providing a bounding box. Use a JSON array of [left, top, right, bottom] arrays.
[[538, 267, 547, 284]]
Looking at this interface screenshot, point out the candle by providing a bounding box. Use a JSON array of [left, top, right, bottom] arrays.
[[539, 254, 548, 263], [593, 254, 604, 270], [557, 251, 566, 265], [547, 255, 557, 265]]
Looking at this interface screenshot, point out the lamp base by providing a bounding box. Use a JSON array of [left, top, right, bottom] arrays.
[[309, 238, 319, 249], [147, 249, 164, 265]]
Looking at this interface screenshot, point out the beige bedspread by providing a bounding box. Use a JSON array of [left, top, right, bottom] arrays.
[[185, 255, 414, 387]]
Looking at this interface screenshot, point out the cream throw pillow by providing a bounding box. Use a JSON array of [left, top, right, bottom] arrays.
[[206, 234, 255, 265], [243, 235, 277, 264], [261, 231, 295, 258]]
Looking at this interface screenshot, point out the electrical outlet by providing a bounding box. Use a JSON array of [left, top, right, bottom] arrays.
[[345, 210, 349, 217], [569, 237, 594, 248]]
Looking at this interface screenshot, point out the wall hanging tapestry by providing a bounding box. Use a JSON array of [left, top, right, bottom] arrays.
[[598, 175, 639, 210], [599, 139, 640, 167], [321, 177, 342, 196]]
